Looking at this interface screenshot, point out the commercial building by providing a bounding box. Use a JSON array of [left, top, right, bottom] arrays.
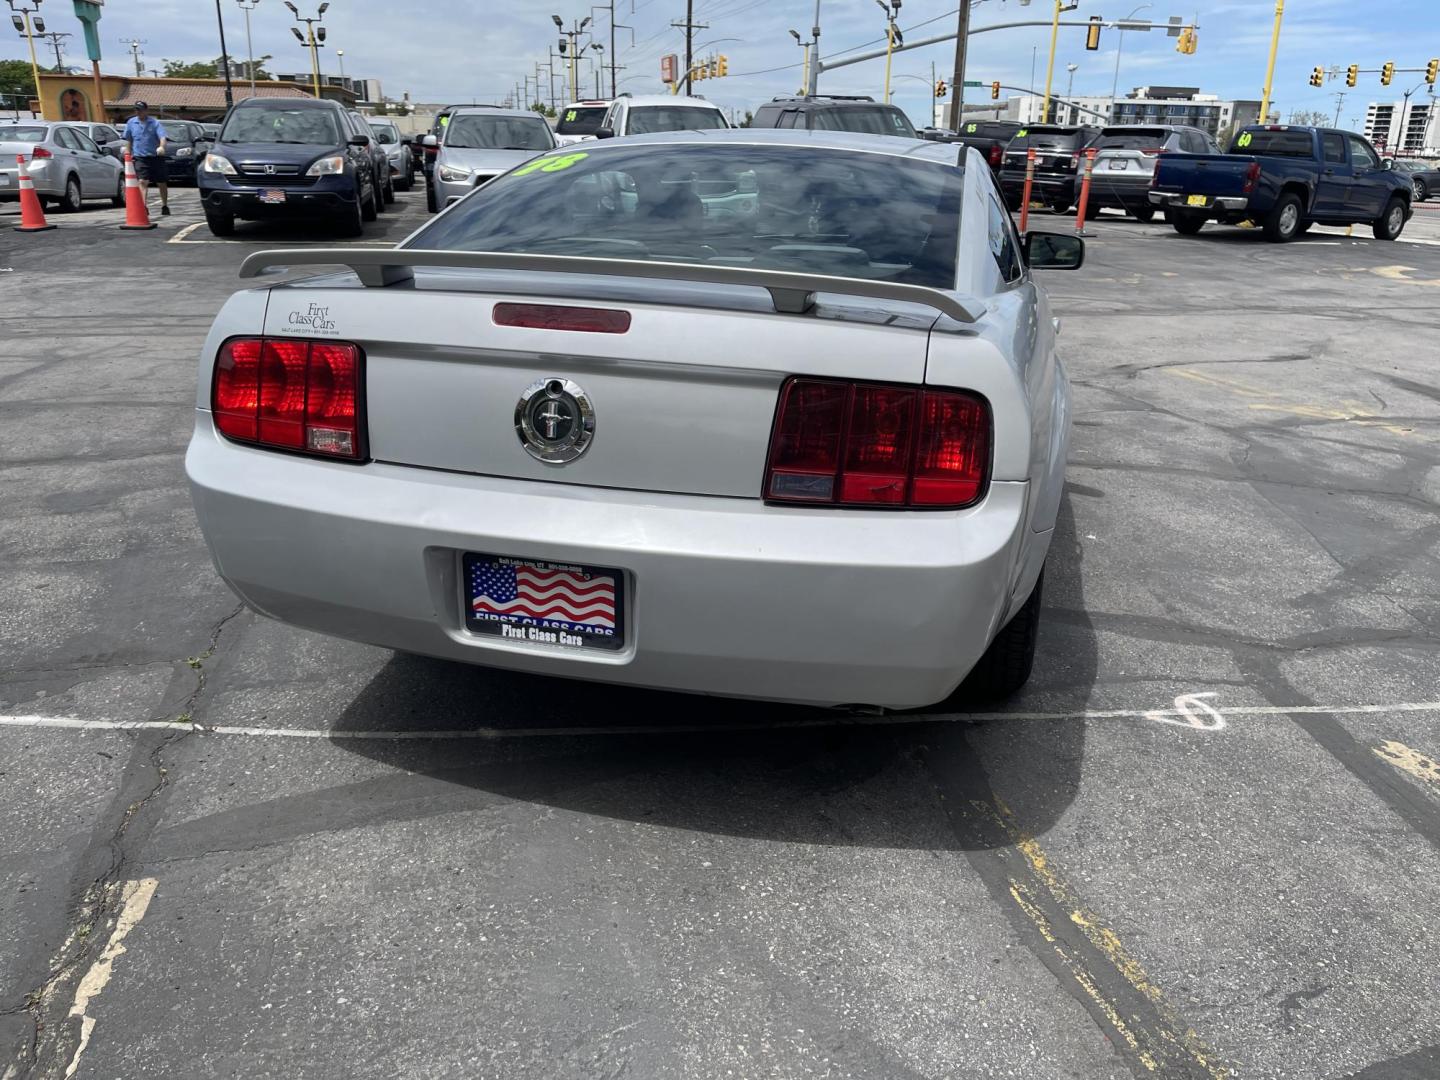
[[274, 73, 381, 104], [951, 86, 1265, 137], [33, 72, 355, 123], [1363, 99, 1438, 155]]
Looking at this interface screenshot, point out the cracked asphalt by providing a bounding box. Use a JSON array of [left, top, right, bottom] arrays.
[[3, 189, 1440, 1080]]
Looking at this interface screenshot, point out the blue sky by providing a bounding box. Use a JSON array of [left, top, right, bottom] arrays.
[[6, 0, 1438, 129]]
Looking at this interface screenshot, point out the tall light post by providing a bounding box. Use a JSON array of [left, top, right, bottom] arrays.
[[789, 28, 811, 95], [5, 0, 44, 116], [236, 0, 259, 96], [336, 48, 345, 82], [1108, 3, 1151, 121], [1257, 0, 1283, 128], [285, 1, 327, 99], [1041, 0, 1064, 122], [875, 0, 901, 105], [212, 0, 235, 107], [552, 14, 592, 105]]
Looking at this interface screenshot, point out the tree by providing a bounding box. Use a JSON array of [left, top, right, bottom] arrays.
[[162, 55, 273, 80], [530, 101, 556, 119], [0, 58, 53, 106], [1288, 109, 1330, 127], [740, 109, 754, 128]]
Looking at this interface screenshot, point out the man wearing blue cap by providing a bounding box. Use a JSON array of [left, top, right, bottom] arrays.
[[122, 101, 171, 216]]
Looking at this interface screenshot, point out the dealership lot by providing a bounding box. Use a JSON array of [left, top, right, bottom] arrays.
[[3, 192, 1440, 1080]]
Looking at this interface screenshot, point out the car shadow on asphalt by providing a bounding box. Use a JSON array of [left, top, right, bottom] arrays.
[[321, 495, 1098, 852]]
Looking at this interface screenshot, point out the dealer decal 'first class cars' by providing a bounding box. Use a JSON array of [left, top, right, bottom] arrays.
[[186, 130, 1082, 709]]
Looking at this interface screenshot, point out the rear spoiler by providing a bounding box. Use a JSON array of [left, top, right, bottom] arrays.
[[236, 248, 985, 324]]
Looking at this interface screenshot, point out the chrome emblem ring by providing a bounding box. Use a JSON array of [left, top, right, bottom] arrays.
[[515, 378, 595, 464]]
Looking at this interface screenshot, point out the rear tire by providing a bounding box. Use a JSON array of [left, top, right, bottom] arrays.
[[1413, 179, 1428, 202], [111, 175, 125, 208], [1263, 192, 1303, 243], [383, 172, 396, 204], [60, 175, 83, 212], [1167, 209, 1206, 235], [1373, 196, 1406, 241], [361, 179, 379, 222], [957, 571, 1044, 703]]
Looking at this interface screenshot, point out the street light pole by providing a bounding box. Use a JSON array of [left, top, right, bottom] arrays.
[[213, 0, 234, 108], [877, 0, 901, 105], [236, 0, 259, 96], [6, 0, 46, 113], [1109, 4, 1150, 121], [944, 0, 971, 131], [1041, 0, 1063, 122], [1258, 0, 1283, 126], [285, 2, 328, 99]]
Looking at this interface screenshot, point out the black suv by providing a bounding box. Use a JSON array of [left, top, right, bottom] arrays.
[[999, 124, 1101, 212], [750, 95, 917, 138], [949, 120, 1024, 173], [198, 98, 385, 237]]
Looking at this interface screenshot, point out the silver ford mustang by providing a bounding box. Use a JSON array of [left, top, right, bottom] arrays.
[[186, 129, 1081, 709]]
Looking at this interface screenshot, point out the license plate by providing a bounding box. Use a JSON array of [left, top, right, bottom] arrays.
[[464, 553, 625, 652], [1107, 160, 1126, 170], [1185, 194, 1209, 207], [259, 188, 287, 204], [0, 174, 9, 186]]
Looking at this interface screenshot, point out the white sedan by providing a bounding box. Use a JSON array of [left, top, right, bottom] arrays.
[[186, 130, 1081, 709]]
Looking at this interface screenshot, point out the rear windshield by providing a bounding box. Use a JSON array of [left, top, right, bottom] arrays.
[[811, 106, 916, 138], [221, 108, 341, 145], [557, 106, 608, 136], [406, 144, 961, 289], [1095, 128, 1170, 149], [369, 124, 399, 144], [0, 126, 47, 143], [627, 106, 729, 134], [1229, 130, 1312, 158], [445, 114, 554, 151], [959, 122, 1020, 140], [1010, 127, 1086, 150]]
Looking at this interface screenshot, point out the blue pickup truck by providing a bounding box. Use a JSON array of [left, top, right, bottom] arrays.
[[1149, 125, 1413, 242]]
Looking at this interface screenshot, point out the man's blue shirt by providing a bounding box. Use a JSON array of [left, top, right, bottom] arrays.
[[123, 116, 167, 156]]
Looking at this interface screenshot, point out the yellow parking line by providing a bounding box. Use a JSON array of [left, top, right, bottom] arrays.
[[980, 798, 1229, 1079], [1374, 741, 1440, 790]]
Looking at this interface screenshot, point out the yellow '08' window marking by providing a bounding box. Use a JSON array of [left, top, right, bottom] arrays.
[[513, 152, 589, 177]]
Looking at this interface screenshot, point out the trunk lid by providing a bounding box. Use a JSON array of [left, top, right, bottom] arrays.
[[259, 272, 936, 499]]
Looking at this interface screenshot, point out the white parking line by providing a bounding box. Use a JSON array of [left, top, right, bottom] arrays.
[[167, 221, 205, 243], [3, 698, 1440, 741]]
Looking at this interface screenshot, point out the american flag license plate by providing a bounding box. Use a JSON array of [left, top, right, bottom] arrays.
[[259, 188, 286, 204], [463, 553, 625, 651]]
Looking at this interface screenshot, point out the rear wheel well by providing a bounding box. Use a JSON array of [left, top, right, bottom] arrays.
[[1280, 182, 1311, 213]]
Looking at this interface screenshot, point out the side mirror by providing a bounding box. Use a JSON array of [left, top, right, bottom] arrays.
[[348, 134, 370, 147], [400, 135, 413, 145], [594, 126, 615, 139], [422, 134, 438, 148], [1381, 157, 1395, 169], [1024, 231, 1085, 270]]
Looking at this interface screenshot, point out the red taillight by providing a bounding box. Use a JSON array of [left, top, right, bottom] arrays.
[[30, 146, 52, 160], [989, 143, 1003, 168], [765, 378, 990, 509], [1071, 151, 1081, 170], [493, 302, 631, 334], [1241, 161, 1261, 194], [211, 336, 363, 460]]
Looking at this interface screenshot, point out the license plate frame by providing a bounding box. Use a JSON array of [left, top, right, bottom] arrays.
[[463, 552, 626, 652], [258, 188, 287, 204], [1185, 194, 1209, 207]]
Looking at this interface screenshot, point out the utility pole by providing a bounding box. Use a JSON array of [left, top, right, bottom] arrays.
[[213, 0, 234, 107], [1040, 0, 1062, 122], [236, 0, 259, 96], [1258, 0, 1283, 126], [945, 0, 971, 131], [806, 0, 822, 94], [1332, 90, 1345, 128], [591, 0, 622, 98], [121, 37, 146, 78], [39, 29, 69, 70], [672, 1, 707, 94]]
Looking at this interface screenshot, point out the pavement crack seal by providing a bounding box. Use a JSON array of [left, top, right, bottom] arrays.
[[924, 727, 1230, 1080], [59, 878, 157, 1079], [170, 603, 245, 724]]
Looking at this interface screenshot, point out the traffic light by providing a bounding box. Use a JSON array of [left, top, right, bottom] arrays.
[[1085, 15, 1102, 51], [1309, 66, 1324, 88], [692, 61, 705, 82], [1346, 65, 1358, 87], [717, 54, 728, 77], [991, 80, 1000, 100], [1381, 61, 1395, 86], [1427, 58, 1439, 86], [934, 79, 947, 98], [1174, 27, 1196, 55]]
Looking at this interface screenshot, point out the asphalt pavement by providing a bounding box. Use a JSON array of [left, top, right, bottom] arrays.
[[3, 187, 1440, 1080]]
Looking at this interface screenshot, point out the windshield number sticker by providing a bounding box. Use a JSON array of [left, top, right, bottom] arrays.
[[1236, 132, 1253, 148], [966, 123, 977, 133], [565, 110, 578, 122], [514, 152, 589, 177], [1016, 128, 1027, 138]]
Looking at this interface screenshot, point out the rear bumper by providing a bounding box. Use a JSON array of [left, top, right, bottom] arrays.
[[1086, 176, 1156, 208], [1148, 191, 1250, 212], [0, 162, 62, 198], [185, 421, 1038, 709], [1000, 172, 1078, 205]]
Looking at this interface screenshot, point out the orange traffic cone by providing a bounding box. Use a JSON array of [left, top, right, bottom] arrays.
[[119, 152, 156, 231], [13, 154, 56, 233]]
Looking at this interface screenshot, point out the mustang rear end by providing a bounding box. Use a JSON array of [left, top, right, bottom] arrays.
[[186, 133, 1075, 709]]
